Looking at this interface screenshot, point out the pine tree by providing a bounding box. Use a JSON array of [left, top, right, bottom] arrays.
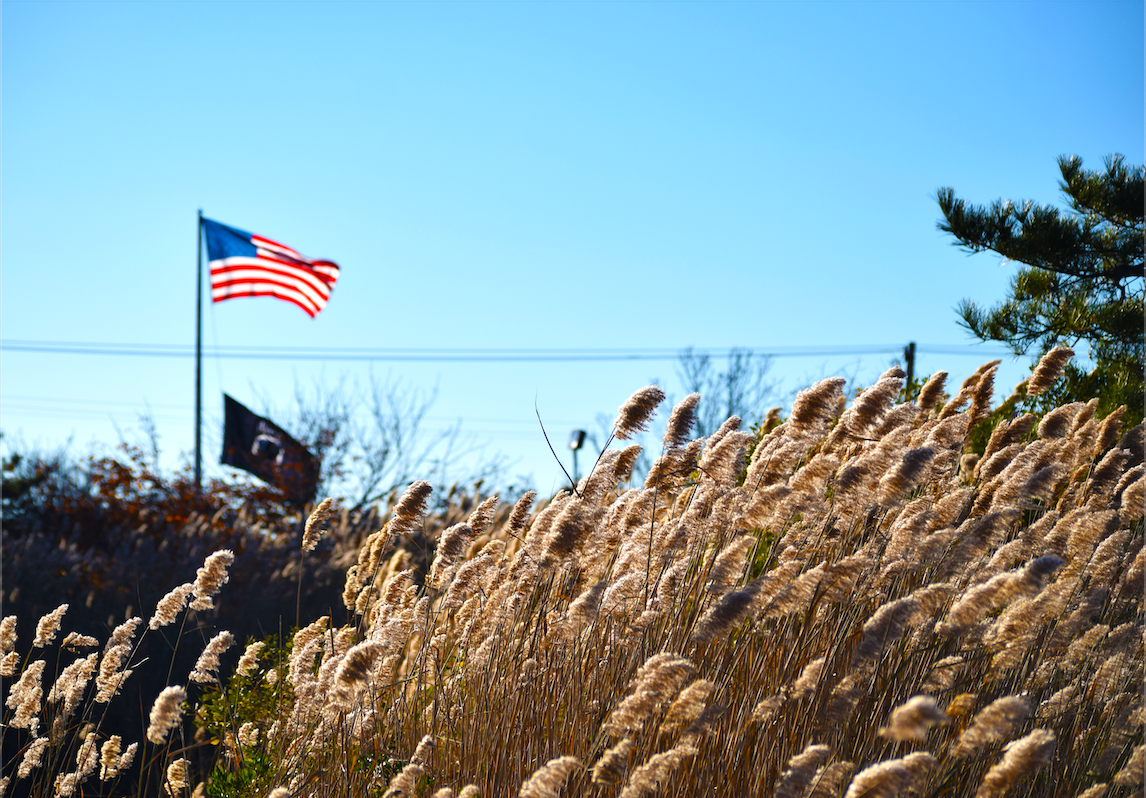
[[938, 154, 1144, 426]]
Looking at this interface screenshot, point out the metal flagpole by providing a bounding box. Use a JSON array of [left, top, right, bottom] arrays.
[[195, 210, 203, 493]]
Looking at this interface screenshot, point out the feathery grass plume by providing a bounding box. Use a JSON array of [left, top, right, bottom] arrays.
[[457, 788, 480, 798], [467, 494, 501, 537], [916, 370, 948, 411], [750, 693, 786, 724], [789, 377, 847, 437], [166, 757, 189, 796], [564, 580, 607, 633], [48, 652, 98, 724], [505, 490, 538, 538], [542, 502, 599, 566], [761, 563, 826, 621], [879, 695, 949, 742], [443, 551, 497, 611], [952, 696, 1031, 757], [390, 479, 434, 534], [691, 578, 762, 646], [1038, 402, 1085, 440], [95, 617, 141, 702], [1027, 346, 1074, 396], [189, 630, 234, 684], [33, 603, 68, 647], [519, 755, 581, 798], [592, 738, 634, 784], [267, 789, 291, 798], [613, 444, 644, 484], [706, 535, 755, 593], [427, 522, 475, 588], [976, 444, 1023, 486], [1086, 529, 1130, 587], [939, 555, 1064, 637], [147, 685, 187, 744], [981, 413, 1037, 466], [808, 761, 856, 798], [706, 415, 742, 452], [190, 549, 236, 611], [383, 735, 435, 798], [645, 438, 703, 490], [613, 385, 666, 441], [53, 731, 100, 797], [1114, 743, 1144, 786], [853, 596, 919, 666], [1114, 471, 1145, 520], [18, 735, 50, 779], [790, 657, 826, 698], [61, 631, 99, 651], [619, 739, 699, 798], [698, 429, 755, 486], [946, 692, 979, 719], [936, 509, 1019, 580], [237, 722, 259, 747], [235, 640, 266, 677], [1074, 785, 1109, 798], [841, 368, 904, 437], [775, 743, 832, 798], [603, 654, 696, 736], [333, 640, 384, 703], [921, 655, 965, 692], [658, 679, 715, 738], [874, 401, 920, 439], [967, 361, 1001, 425], [663, 393, 700, 450], [826, 672, 868, 724], [302, 497, 335, 553], [843, 751, 937, 798], [1089, 652, 1133, 700], [0, 615, 16, 677], [1094, 405, 1128, 453], [974, 729, 1056, 798], [876, 446, 936, 505]]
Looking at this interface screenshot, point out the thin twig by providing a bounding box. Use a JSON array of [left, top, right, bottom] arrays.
[[535, 399, 579, 496]]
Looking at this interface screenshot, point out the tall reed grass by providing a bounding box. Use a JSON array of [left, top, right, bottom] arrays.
[[3, 353, 1143, 798]]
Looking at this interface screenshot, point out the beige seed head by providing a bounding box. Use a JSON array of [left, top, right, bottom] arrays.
[[147, 685, 187, 744], [302, 497, 335, 553], [1027, 346, 1073, 396], [952, 695, 1030, 757], [519, 755, 581, 798], [190, 550, 235, 611], [613, 385, 666, 441], [235, 641, 266, 677], [775, 743, 832, 798], [189, 631, 234, 684], [879, 695, 949, 742], [18, 736, 49, 779], [33, 603, 69, 648], [974, 729, 1056, 798], [165, 757, 189, 797], [662, 393, 700, 450], [61, 632, 100, 651], [592, 738, 633, 784]]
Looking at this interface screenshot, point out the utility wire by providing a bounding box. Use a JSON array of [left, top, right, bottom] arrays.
[[1, 339, 1013, 362]]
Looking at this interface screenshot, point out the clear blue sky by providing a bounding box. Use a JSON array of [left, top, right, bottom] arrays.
[[3, 0, 1142, 496]]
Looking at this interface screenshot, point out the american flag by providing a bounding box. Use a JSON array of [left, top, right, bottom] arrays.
[[202, 217, 340, 318]]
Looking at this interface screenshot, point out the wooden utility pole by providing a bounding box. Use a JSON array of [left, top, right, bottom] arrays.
[[904, 341, 916, 391]]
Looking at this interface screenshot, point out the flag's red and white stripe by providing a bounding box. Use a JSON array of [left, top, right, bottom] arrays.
[[210, 234, 339, 318]]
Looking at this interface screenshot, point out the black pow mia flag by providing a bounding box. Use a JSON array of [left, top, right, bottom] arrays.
[[220, 394, 319, 505]]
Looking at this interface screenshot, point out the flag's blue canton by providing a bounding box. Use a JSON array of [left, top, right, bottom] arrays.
[[203, 219, 257, 261]]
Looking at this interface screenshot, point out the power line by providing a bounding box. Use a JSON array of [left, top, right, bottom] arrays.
[[0, 339, 1013, 362]]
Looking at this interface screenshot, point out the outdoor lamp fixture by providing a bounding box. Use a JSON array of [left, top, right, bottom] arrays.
[[569, 429, 587, 483]]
